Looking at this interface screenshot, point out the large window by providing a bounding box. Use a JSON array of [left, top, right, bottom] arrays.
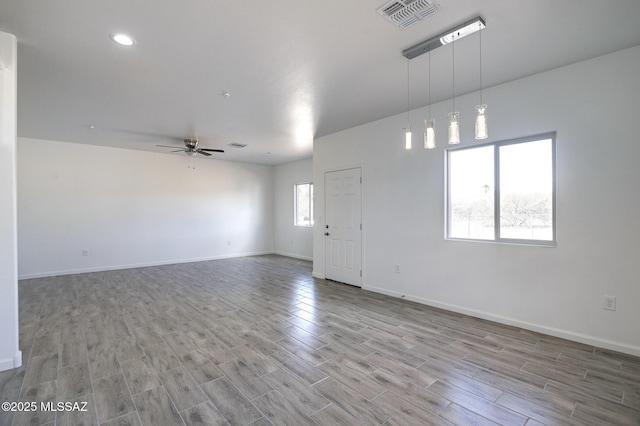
[[294, 183, 314, 227], [447, 133, 556, 245]]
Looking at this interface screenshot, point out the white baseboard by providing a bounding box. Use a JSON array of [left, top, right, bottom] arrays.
[[364, 285, 640, 358], [18, 251, 273, 280], [273, 251, 313, 261], [312, 271, 325, 279], [0, 351, 22, 372]]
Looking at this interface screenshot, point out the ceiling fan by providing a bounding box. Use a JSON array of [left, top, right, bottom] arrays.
[[157, 138, 224, 157]]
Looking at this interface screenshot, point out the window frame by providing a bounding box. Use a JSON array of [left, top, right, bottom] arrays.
[[445, 132, 557, 246], [294, 182, 314, 227]]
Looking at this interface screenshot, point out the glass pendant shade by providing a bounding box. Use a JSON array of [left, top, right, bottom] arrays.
[[405, 126, 412, 150], [475, 105, 488, 139], [448, 112, 460, 144], [424, 119, 436, 149]]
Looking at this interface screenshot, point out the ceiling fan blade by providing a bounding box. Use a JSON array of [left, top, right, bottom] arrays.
[[170, 149, 186, 153], [114, 129, 186, 142], [197, 150, 212, 156], [156, 144, 183, 149], [200, 148, 225, 153]]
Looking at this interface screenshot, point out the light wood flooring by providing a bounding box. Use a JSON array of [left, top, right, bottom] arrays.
[[1, 255, 639, 425]]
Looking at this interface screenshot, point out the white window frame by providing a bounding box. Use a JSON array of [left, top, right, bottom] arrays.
[[446, 132, 557, 246], [294, 182, 314, 227]]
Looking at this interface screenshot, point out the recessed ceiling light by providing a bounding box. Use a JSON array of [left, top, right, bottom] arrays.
[[110, 33, 136, 46]]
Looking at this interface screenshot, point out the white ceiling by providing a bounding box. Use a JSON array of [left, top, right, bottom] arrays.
[[1, 0, 639, 165]]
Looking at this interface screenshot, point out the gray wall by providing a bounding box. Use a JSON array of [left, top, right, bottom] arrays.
[[18, 138, 275, 278], [274, 158, 314, 260]]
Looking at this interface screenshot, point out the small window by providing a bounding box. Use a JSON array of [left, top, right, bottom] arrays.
[[294, 183, 314, 227], [446, 133, 556, 245]]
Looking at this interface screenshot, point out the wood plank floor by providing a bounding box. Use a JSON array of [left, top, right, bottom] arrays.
[[1, 254, 639, 425]]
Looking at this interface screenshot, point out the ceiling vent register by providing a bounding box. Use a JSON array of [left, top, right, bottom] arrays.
[[227, 143, 247, 148], [377, 0, 440, 29]]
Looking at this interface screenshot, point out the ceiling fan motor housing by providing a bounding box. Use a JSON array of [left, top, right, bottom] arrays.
[[184, 138, 198, 149]]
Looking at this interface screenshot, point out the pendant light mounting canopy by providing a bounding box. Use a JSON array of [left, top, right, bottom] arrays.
[[402, 16, 485, 59]]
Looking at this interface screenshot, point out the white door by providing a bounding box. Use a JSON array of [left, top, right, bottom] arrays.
[[324, 168, 362, 287]]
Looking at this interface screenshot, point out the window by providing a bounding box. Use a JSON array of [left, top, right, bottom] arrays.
[[294, 183, 314, 227], [446, 133, 556, 245]]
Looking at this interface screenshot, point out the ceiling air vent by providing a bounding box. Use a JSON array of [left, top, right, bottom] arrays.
[[227, 143, 247, 148], [376, 0, 440, 29]]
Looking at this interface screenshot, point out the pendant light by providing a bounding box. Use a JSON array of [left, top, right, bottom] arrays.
[[448, 37, 460, 145], [424, 50, 436, 149], [404, 58, 412, 150], [400, 17, 486, 149], [475, 26, 488, 139]]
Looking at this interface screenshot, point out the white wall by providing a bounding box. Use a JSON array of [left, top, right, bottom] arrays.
[[273, 158, 313, 260], [0, 31, 21, 371], [313, 46, 640, 356], [17, 138, 274, 278]]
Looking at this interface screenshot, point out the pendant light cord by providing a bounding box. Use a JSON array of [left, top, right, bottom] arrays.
[[428, 51, 431, 118], [452, 36, 456, 112], [479, 28, 483, 105], [407, 58, 410, 124]]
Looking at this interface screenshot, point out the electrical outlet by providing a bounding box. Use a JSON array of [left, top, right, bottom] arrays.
[[394, 264, 400, 273], [82, 249, 88, 256], [603, 295, 616, 311], [228, 240, 232, 246]]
